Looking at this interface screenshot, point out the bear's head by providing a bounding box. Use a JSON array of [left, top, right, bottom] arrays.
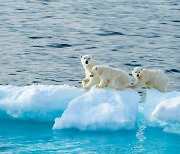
[[90, 65, 102, 77], [132, 67, 143, 79], [81, 55, 95, 68]]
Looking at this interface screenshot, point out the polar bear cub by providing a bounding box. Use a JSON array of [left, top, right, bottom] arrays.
[[90, 65, 131, 90], [129, 67, 168, 92], [81, 55, 101, 89]]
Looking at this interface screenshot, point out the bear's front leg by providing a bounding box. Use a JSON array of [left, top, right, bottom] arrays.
[[83, 78, 89, 83], [82, 78, 89, 88], [83, 76, 98, 89], [96, 80, 109, 88], [128, 80, 145, 89]]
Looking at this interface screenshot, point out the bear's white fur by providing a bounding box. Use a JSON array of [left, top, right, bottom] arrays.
[[90, 65, 131, 90], [81, 55, 101, 89], [129, 67, 169, 92]]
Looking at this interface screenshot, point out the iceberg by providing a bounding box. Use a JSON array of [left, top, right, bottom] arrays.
[[0, 85, 85, 121], [53, 88, 141, 131], [144, 89, 180, 134]]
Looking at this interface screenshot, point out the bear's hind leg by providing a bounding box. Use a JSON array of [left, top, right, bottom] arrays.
[[114, 77, 129, 90]]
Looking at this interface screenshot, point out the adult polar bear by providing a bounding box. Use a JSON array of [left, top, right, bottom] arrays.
[[90, 65, 131, 90], [81, 55, 100, 89], [129, 67, 169, 92]]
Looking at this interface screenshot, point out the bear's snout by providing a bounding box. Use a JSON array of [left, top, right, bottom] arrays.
[[85, 60, 88, 64], [137, 74, 139, 77], [90, 74, 93, 77]]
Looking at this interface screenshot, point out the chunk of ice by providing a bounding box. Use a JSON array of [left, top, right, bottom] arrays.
[[53, 88, 140, 131]]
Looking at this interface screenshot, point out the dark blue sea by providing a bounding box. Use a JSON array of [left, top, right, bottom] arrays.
[[0, 0, 179, 153]]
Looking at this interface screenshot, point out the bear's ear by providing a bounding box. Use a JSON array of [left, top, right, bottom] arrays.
[[80, 55, 82, 58], [132, 68, 134, 71]]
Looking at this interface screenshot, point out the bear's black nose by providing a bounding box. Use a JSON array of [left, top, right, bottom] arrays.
[[85, 60, 88, 64], [90, 74, 93, 77], [137, 74, 139, 77]]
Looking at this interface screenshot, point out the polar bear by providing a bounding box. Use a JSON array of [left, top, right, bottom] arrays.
[[90, 65, 131, 90], [129, 67, 169, 92], [81, 55, 101, 89]]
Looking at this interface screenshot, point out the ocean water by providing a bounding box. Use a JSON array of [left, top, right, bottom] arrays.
[[0, 0, 180, 153]]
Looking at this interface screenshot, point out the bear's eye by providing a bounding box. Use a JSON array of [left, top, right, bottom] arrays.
[[88, 58, 90, 60], [95, 67, 97, 70], [84, 58, 86, 59]]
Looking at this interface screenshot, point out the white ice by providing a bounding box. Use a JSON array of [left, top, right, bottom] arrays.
[[53, 88, 140, 131], [1, 84, 179, 134], [144, 89, 180, 134], [0, 85, 84, 121]]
